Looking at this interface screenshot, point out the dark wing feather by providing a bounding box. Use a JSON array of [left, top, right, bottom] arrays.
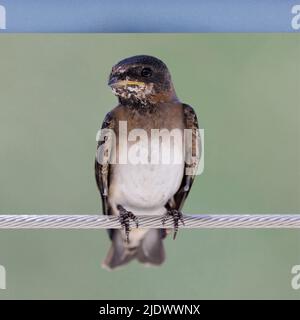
[[167, 103, 201, 211], [95, 111, 115, 238]]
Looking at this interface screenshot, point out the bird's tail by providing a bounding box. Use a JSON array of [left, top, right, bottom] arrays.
[[102, 229, 165, 270]]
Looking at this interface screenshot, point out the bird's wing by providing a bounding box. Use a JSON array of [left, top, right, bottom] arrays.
[[95, 111, 115, 218], [167, 103, 201, 211]]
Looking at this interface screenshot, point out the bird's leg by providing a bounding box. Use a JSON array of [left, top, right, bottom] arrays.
[[162, 209, 185, 240], [117, 204, 139, 243]]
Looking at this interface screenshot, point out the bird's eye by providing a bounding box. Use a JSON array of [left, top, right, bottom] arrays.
[[141, 67, 152, 77]]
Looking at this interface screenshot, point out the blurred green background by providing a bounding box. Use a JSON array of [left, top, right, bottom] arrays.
[[0, 34, 299, 299]]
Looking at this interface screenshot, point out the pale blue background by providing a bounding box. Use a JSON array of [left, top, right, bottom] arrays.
[[0, 0, 299, 32]]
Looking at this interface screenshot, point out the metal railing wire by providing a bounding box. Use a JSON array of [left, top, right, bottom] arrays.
[[0, 214, 299, 229]]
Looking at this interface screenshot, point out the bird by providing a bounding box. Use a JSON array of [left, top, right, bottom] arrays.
[[95, 55, 200, 270]]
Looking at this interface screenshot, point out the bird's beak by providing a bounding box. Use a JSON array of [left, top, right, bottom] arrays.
[[108, 77, 145, 88]]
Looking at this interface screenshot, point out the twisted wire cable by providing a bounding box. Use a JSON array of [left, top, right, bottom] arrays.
[[0, 214, 299, 229]]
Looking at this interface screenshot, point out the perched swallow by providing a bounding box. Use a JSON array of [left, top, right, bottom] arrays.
[[95, 55, 200, 270]]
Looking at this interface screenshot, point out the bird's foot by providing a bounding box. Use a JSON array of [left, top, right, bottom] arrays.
[[117, 204, 139, 243], [162, 209, 185, 240]]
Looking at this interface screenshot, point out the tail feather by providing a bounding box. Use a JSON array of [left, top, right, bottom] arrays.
[[137, 229, 165, 265], [102, 229, 165, 270], [102, 231, 136, 270]]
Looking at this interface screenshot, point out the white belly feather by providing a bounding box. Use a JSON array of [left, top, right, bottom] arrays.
[[109, 137, 184, 215]]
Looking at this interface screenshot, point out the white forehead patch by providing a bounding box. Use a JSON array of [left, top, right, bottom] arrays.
[[114, 66, 127, 74]]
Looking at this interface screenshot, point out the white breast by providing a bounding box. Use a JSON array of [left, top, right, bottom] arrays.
[[109, 137, 184, 215]]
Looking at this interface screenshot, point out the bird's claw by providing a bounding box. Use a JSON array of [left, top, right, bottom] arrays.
[[162, 209, 185, 239], [117, 204, 139, 243]]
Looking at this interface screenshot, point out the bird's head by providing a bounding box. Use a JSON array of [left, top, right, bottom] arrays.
[[108, 55, 177, 106]]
